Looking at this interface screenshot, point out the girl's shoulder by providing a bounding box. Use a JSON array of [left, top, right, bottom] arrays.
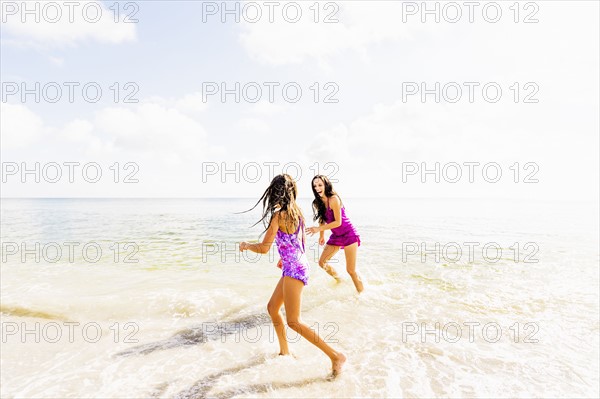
[[273, 210, 283, 223], [277, 211, 302, 234], [328, 194, 342, 207]]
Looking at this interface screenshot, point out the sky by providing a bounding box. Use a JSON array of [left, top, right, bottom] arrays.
[[1, 0, 598, 199]]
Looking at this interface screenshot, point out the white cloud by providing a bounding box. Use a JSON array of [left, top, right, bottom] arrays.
[[0, 95, 214, 196], [305, 99, 599, 199], [59, 118, 95, 141], [239, 1, 432, 67], [1, 95, 209, 162], [48, 56, 64, 66], [1, 0, 137, 48], [0, 103, 45, 149], [143, 93, 208, 116], [306, 123, 350, 161], [247, 101, 286, 116], [237, 118, 270, 135], [175, 93, 209, 115], [314, 101, 543, 161], [94, 102, 207, 160]]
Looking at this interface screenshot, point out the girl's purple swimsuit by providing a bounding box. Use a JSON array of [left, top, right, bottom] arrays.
[[325, 201, 361, 249], [275, 218, 310, 285]]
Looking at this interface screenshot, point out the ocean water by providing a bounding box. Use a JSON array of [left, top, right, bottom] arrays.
[[1, 198, 598, 398]]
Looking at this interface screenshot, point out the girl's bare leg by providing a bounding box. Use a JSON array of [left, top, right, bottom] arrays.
[[318, 245, 341, 281], [267, 277, 289, 355], [344, 243, 364, 293], [282, 277, 346, 375]]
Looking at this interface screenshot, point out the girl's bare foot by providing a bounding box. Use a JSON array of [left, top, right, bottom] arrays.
[[324, 265, 341, 282], [331, 271, 342, 283], [331, 352, 347, 377], [352, 276, 364, 293]]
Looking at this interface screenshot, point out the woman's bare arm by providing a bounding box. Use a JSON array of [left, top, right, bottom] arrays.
[[240, 213, 278, 254]]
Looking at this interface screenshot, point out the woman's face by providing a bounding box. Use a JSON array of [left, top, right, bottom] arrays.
[[312, 178, 326, 198]]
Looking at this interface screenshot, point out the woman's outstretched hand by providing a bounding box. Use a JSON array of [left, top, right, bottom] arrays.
[[239, 242, 249, 251], [305, 226, 320, 236]]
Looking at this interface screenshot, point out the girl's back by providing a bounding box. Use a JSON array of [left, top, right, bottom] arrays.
[[275, 212, 310, 285]]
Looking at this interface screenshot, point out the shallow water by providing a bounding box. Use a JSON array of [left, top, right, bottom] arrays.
[[1, 198, 598, 398]]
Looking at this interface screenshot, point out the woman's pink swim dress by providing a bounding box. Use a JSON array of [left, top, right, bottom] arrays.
[[324, 199, 361, 249]]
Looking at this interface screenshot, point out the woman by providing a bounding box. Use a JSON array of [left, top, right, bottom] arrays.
[[306, 175, 364, 293]]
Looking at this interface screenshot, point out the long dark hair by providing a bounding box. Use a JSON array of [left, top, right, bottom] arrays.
[[243, 174, 304, 235], [311, 175, 341, 224]]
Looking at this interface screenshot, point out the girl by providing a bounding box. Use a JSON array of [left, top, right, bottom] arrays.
[[239, 174, 346, 377], [306, 175, 364, 293]]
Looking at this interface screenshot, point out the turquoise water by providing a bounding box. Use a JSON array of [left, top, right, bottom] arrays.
[[1, 198, 598, 398]]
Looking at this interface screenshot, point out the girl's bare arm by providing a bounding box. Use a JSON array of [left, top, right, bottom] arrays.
[[240, 213, 278, 254]]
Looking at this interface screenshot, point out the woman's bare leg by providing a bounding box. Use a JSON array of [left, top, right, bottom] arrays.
[[282, 276, 346, 375], [318, 245, 341, 281], [344, 243, 364, 293], [267, 277, 289, 355]]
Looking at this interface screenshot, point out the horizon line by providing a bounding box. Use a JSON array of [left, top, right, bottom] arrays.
[[1, 197, 598, 202]]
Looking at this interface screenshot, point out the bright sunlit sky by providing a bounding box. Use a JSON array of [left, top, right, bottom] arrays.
[[1, 0, 598, 199]]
